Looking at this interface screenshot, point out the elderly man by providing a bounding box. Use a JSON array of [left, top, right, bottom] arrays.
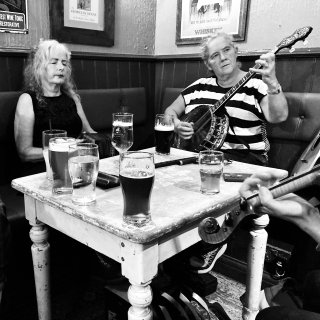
[[165, 32, 288, 166]]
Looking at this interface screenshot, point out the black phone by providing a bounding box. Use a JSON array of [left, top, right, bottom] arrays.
[[223, 172, 252, 182], [96, 172, 120, 189]]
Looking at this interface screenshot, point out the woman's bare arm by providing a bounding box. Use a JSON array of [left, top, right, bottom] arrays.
[[14, 93, 43, 162]]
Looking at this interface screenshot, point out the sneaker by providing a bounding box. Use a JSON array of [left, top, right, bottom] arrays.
[[188, 243, 227, 274]]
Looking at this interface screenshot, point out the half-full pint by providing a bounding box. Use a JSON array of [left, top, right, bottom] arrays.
[[49, 137, 76, 195], [199, 150, 224, 195], [154, 114, 174, 155], [119, 152, 155, 226]]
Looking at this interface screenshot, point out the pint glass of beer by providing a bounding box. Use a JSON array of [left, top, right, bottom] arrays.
[[68, 143, 99, 205], [49, 137, 77, 195], [119, 151, 155, 226], [199, 150, 224, 195], [154, 114, 174, 155], [42, 129, 67, 180]]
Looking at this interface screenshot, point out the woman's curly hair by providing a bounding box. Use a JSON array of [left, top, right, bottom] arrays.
[[23, 39, 79, 104]]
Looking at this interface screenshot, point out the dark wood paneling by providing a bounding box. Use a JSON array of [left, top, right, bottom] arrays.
[[185, 61, 202, 86], [0, 55, 25, 91], [118, 61, 131, 88], [129, 61, 142, 88], [95, 60, 108, 89], [2, 50, 320, 114]]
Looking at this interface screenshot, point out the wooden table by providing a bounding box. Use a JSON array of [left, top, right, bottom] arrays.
[[11, 148, 287, 320]]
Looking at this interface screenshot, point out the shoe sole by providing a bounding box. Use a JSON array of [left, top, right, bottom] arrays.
[[192, 243, 227, 274]]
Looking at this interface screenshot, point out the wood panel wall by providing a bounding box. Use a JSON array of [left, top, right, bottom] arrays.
[[154, 52, 320, 113], [2, 50, 320, 114]]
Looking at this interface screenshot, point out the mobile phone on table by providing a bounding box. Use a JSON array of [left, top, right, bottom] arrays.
[[223, 172, 252, 182]]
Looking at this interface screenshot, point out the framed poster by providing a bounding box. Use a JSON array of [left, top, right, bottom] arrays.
[[176, 0, 249, 45], [0, 0, 28, 34], [49, 0, 115, 47]]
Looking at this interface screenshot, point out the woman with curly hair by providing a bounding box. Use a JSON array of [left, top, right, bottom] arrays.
[[14, 39, 95, 175]]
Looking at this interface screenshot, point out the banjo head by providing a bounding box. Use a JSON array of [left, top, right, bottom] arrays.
[[172, 105, 228, 152]]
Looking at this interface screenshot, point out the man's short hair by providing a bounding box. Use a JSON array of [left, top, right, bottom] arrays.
[[200, 32, 235, 62]]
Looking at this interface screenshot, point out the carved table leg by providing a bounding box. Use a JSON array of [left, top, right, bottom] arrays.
[[243, 214, 269, 320], [29, 222, 51, 320], [127, 281, 153, 320]]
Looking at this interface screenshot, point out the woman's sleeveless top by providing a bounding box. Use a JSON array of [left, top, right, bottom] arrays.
[[27, 91, 83, 147]]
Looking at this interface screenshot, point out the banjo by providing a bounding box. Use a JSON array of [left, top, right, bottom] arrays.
[[198, 163, 320, 245], [173, 26, 313, 152]]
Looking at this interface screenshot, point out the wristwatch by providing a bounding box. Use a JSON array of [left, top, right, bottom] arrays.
[[267, 83, 282, 95]]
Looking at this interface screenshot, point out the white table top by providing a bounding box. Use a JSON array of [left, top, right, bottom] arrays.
[[11, 148, 287, 244]]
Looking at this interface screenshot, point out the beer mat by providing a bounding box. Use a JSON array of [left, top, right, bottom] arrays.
[[99, 147, 198, 177]]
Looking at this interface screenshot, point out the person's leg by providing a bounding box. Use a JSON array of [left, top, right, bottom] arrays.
[[303, 270, 320, 313], [187, 241, 227, 273], [256, 306, 320, 320]]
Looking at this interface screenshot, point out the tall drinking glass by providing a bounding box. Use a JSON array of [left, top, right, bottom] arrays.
[[42, 129, 67, 180], [49, 137, 77, 195], [154, 114, 174, 155], [68, 143, 99, 205], [119, 151, 155, 226], [111, 113, 133, 155], [199, 150, 224, 195]]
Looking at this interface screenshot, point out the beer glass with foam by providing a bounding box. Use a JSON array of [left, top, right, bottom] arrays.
[[42, 129, 67, 180], [154, 114, 174, 155], [68, 143, 99, 205], [119, 151, 155, 226], [49, 137, 76, 195], [199, 150, 224, 195], [111, 113, 133, 155]]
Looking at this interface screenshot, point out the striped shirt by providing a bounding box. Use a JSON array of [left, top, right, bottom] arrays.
[[181, 76, 269, 153]]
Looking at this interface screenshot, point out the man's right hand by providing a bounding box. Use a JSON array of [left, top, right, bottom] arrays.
[[239, 171, 319, 229], [174, 119, 194, 140]]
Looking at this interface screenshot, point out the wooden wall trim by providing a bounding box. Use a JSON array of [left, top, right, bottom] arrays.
[[0, 49, 29, 57], [1, 47, 320, 60]]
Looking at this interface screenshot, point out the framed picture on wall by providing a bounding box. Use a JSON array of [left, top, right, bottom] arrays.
[[49, 0, 115, 47], [0, 0, 28, 34], [176, 0, 249, 45]]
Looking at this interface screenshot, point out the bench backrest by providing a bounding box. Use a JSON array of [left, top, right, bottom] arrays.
[[79, 87, 147, 131]]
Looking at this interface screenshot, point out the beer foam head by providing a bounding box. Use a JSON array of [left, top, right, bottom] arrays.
[[154, 124, 174, 131], [113, 120, 132, 127], [49, 138, 76, 151], [121, 168, 154, 178]]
